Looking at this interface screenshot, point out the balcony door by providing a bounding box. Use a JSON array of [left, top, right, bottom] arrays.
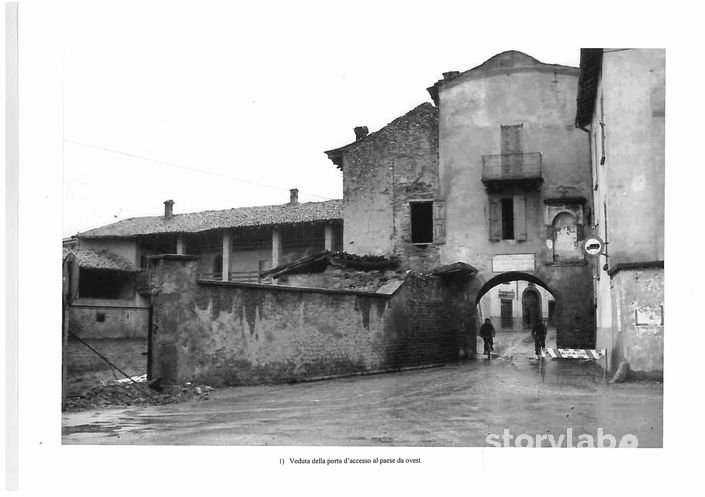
[[501, 124, 523, 176]]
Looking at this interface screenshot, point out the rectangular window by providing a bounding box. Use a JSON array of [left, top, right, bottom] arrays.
[[501, 198, 514, 239], [489, 196, 527, 241], [410, 201, 434, 244]]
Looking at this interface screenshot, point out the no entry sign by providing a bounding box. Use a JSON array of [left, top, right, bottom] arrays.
[[582, 236, 605, 257]]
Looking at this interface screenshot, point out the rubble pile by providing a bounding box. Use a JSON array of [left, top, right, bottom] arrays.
[[65, 377, 215, 411]]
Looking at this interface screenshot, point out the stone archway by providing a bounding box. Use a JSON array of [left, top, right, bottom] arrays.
[[470, 268, 594, 348]]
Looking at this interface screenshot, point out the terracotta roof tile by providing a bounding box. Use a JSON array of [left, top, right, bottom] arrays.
[[63, 248, 137, 272], [78, 199, 342, 238]]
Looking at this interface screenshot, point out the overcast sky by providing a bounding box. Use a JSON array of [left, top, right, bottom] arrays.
[[57, 1, 591, 237]]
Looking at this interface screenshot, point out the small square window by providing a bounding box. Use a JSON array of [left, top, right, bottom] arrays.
[[96, 312, 106, 322]]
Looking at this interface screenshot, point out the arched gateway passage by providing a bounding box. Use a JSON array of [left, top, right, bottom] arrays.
[[473, 271, 560, 355]]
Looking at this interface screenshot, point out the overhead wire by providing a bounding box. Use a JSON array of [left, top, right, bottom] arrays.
[[64, 138, 337, 200]]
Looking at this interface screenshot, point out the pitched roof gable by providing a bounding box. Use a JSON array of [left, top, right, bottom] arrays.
[[324, 102, 437, 169]]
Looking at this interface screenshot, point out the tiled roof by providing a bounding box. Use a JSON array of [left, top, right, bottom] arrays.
[[63, 248, 138, 272], [324, 103, 437, 170], [77, 199, 342, 238]]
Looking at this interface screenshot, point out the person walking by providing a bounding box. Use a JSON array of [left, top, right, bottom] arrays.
[[532, 319, 547, 358], [479, 318, 496, 357]]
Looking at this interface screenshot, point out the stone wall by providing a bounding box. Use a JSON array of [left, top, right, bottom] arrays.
[[149, 255, 475, 386], [341, 103, 441, 271], [436, 53, 595, 348]]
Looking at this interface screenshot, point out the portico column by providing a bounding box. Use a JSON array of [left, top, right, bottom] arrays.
[[222, 231, 231, 281], [324, 223, 333, 251], [272, 227, 281, 268], [176, 235, 185, 255]]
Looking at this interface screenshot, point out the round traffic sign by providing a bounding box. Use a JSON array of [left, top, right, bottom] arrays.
[[582, 235, 605, 257]]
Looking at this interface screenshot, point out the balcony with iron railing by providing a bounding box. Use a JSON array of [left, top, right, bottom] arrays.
[[481, 152, 543, 191]]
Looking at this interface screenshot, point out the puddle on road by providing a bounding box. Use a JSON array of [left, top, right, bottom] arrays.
[[63, 423, 119, 436]]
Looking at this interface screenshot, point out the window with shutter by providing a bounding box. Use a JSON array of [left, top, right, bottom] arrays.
[[433, 200, 446, 244], [489, 198, 501, 241], [501, 124, 523, 154], [501, 198, 514, 239], [513, 195, 527, 240]]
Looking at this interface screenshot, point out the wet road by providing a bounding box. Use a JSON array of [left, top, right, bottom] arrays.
[[62, 330, 662, 446]]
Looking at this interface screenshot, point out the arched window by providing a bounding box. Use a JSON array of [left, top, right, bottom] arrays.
[[552, 212, 581, 261], [212, 254, 223, 275]]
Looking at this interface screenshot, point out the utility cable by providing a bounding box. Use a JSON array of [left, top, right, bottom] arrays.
[[64, 139, 336, 200]]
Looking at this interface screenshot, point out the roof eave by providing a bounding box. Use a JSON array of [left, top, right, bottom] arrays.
[[575, 48, 604, 129]]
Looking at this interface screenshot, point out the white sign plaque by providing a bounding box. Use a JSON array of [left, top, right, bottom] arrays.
[[492, 254, 535, 273]]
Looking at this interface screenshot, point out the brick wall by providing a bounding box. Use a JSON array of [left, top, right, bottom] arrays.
[[149, 256, 475, 386]]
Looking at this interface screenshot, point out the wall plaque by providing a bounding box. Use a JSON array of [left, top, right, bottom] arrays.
[[492, 254, 535, 273]]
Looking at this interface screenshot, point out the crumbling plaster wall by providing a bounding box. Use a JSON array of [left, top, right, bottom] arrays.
[[69, 301, 148, 338], [610, 266, 664, 377], [437, 61, 594, 348], [149, 256, 475, 386]]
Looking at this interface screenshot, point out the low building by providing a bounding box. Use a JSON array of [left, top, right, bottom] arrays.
[[575, 49, 665, 378], [64, 191, 343, 382]]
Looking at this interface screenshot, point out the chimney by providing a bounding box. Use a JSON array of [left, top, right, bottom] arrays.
[[164, 199, 175, 219], [289, 189, 299, 206], [442, 71, 460, 80], [354, 126, 369, 141]]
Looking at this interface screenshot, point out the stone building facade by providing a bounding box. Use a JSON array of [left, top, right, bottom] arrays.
[[575, 49, 665, 378], [64, 193, 343, 381], [327, 51, 595, 348], [326, 103, 441, 272]]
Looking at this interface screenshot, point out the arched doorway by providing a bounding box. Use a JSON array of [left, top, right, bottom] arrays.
[[522, 287, 541, 329], [475, 271, 557, 357]]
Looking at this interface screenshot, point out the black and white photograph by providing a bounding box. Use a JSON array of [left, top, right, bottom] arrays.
[[5, 0, 702, 495]]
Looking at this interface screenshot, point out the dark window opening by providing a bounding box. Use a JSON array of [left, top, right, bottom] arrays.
[[501, 198, 514, 239], [411, 202, 434, 244], [213, 254, 223, 275], [500, 299, 513, 329], [78, 268, 133, 299], [96, 312, 106, 322]]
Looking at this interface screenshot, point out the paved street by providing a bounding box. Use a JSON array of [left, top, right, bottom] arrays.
[[62, 329, 662, 447]]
